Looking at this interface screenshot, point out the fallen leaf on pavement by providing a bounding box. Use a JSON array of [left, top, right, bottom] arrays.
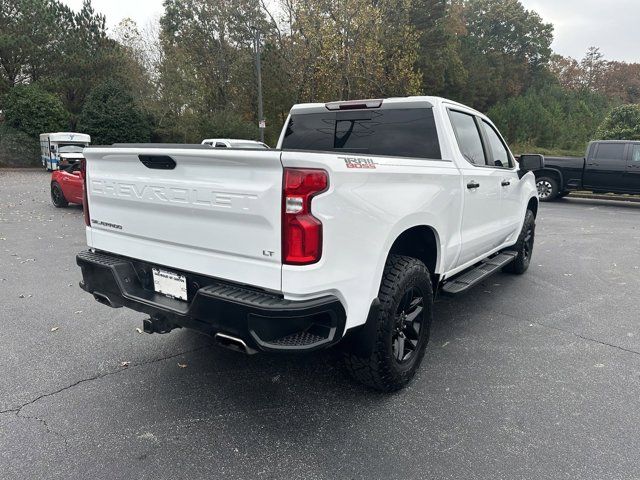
[[135, 327, 143, 334], [50, 327, 59, 332], [178, 363, 188, 369], [120, 361, 131, 368]]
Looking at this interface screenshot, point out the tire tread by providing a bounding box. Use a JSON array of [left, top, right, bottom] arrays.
[[344, 255, 433, 392]]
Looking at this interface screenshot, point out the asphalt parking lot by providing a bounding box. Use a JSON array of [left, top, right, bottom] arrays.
[[1, 169, 639, 480]]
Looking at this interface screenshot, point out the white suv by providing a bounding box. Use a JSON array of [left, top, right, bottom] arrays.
[[201, 138, 269, 149]]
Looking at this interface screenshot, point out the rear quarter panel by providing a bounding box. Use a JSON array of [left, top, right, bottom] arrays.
[[280, 151, 463, 330]]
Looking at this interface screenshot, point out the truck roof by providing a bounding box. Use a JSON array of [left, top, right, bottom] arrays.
[[289, 96, 484, 117], [40, 132, 91, 143]]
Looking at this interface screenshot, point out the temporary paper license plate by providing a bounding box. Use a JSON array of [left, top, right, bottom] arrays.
[[152, 268, 187, 301]]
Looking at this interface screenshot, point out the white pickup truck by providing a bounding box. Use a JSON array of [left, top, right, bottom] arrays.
[[77, 97, 543, 391]]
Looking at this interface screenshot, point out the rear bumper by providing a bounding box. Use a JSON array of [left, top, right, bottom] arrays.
[[76, 250, 346, 352]]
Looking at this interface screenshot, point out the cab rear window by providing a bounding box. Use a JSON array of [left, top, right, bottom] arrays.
[[282, 108, 441, 160]]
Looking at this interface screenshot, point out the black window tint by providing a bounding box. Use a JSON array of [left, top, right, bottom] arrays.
[[482, 120, 512, 168], [215, 142, 228, 148], [449, 110, 486, 166], [595, 143, 625, 160], [282, 108, 441, 159]]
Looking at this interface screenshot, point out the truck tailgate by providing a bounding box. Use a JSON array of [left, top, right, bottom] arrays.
[[83, 147, 283, 291]]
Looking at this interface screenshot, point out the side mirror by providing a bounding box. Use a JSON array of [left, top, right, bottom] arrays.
[[519, 154, 544, 172]]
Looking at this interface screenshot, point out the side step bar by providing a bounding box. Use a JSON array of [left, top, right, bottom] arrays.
[[442, 251, 518, 295]]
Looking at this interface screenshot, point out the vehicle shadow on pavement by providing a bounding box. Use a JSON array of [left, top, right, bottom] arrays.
[[128, 293, 478, 410]]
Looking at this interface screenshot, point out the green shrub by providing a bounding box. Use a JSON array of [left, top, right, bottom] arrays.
[[595, 104, 640, 140], [0, 126, 41, 167], [4, 84, 68, 138], [77, 80, 151, 145], [488, 85, 610, 152]]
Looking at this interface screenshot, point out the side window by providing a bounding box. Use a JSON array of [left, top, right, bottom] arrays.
[[631, 145, 640, 163], [482, 120, 512, 168], [215, 142, 228, 148], [595, 143, 625, 161], [448, 110, 486, 166]]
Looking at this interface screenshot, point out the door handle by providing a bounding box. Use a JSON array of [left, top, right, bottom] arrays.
[[467, 181, 480, 189], [501, 180, 511, 186]]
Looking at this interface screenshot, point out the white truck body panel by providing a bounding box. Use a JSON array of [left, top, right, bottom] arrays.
[[82, 96, 538, 332]]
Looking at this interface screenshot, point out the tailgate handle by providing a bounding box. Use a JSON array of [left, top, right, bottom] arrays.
[[138, 155, 176, 170]]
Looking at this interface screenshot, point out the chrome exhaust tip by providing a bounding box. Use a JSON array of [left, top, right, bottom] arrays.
[[93, 292, 115, 308], [214, 333, 257, 355]]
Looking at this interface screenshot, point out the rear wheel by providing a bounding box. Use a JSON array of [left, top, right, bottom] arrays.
[[503, 210, 535, 274], [344, 255, 433, 392], [51, 182, 68, 208], [536, 176, 558, 202]]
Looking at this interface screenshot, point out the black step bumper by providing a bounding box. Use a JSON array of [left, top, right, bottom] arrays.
[[76, 250, 346, 352]]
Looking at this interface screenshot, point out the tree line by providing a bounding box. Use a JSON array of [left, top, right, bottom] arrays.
[[1, 0, 639, 166]]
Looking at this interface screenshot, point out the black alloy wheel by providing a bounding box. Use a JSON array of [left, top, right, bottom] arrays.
[[392, 287, 425, 364]]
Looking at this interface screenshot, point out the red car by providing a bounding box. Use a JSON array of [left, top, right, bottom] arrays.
[[51, 163, 83, 207]]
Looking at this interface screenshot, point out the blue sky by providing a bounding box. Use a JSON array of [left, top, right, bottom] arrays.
[[60, 0, 639, 62]]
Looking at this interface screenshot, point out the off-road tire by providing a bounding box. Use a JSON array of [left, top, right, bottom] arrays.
[[51, 182, 69, 208], [344, 255, 433, 392], [503, 209, 535, 274]]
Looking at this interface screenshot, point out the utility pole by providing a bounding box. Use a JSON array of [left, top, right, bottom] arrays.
[[252, 26, 265, 143]]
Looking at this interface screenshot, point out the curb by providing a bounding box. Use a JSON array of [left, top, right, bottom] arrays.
[[565, 193, 640, 204]]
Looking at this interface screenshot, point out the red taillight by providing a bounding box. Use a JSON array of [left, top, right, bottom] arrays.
[[80, 158, 90, 227], [282, 168, 328, 265]]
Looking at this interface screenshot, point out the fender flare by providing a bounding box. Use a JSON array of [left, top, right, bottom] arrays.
[[533, 167, 564, 188]]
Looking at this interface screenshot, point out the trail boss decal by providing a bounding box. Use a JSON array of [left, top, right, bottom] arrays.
[[340, 156, 377, 169]]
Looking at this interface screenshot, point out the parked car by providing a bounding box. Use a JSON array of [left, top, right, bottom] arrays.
[[76, 96, 541, 391], [530, 140, 640, 201], [201, 138, 269, 149], [51, 163, 83, 207]]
